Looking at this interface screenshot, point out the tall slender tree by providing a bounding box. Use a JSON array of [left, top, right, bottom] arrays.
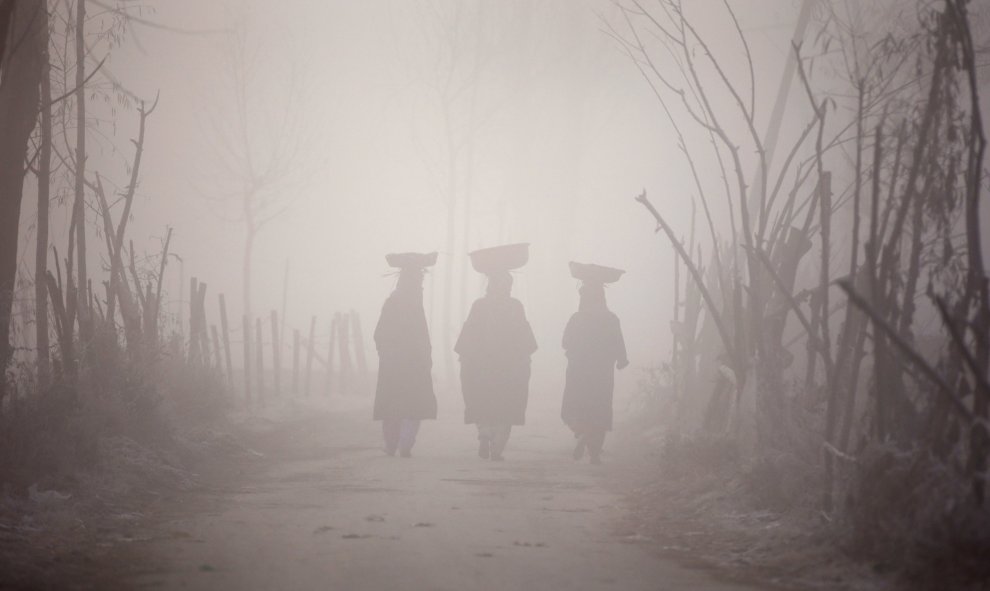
[[35, 0, 52, 387]]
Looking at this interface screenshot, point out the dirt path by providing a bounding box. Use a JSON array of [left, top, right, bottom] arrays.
[[118, 398, 766, 591]]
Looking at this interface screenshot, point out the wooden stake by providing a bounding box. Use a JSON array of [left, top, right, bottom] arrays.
[[292, 328, 300, 395], [197, 281, 209, 366], [211, 325, 222, 374], [271, 310, 280, 397], [243, 314, 252, 405], [256, 317, 264, 404], [326, 317, 337, 396], [280, 259, 289, 351], [219, 294, 233, 386], [305, 315, 316, 397], [338, 312, 353, 395], [350, 309, 368, 378], [189, 278, 199, 363]]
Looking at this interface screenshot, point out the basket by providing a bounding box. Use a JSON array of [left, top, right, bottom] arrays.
[[385, 251, 438, 269], [469, 243, 529, 274], [569, 261, 624, 284]]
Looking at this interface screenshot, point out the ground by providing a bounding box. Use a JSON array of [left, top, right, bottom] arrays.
[[0, 393, 887, 591]]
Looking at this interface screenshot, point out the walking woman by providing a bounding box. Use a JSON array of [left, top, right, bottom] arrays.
[[561, 262, 628, 464], [373, 252, 438, 457], [456, 244, 537, 461]]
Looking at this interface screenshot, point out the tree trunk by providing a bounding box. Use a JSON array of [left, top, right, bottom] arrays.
[[242, 225, 254, 334], [243, 314, 252, 404], [35, 8, 52, 388], [73, 0, 90, 346], [255, 316, 264, 404], [0, 0, 44, 398]]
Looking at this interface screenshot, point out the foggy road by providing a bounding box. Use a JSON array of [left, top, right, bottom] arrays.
[[122, 399, 763, 591]]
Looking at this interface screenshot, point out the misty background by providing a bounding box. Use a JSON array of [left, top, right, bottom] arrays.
[[6, 1, 990, 588], [12, 0, 813, 406]]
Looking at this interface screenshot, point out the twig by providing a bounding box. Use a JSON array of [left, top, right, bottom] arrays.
[[823, 441, 857, 463], [46, 55, 108, 107]]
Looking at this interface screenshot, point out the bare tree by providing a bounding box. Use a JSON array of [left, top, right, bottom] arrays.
[[403, 0, 541, 386], [200, 5, 304, 329]]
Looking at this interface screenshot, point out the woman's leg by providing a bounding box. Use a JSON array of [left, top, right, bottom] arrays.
[[491, 425, 512, 460], [477, 424, 492, 459], [382, 419, 401, 456], [398, 419, 421, 457], [569, 420, 588, 460], [586, 429, 606, 464]]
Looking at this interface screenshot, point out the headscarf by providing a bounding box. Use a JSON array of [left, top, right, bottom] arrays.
[[394, 267, 426, 302], [486, 271, 513, 298], [578, 282, 606, 312]]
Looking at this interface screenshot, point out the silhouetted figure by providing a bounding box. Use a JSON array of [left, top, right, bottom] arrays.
[[456, 244, 537, 461], [373, 252, 438, 458], [561, 263, 628, 464]]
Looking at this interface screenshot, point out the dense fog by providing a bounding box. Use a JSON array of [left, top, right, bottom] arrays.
[[13, 0, 812, 400], [4, 2, 990, 588]]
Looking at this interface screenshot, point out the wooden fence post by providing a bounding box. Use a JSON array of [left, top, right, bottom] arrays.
[[243, 314, 252, 405], [219, 294, 233, 386], [271, 310, 281, 397], [189, 278, 200, 363], [305, 315, 316, 396], [292, 328, 300, 395], [256, 317, 265, 405], [326, 316, 337, 396], [196, 281, 208, 366], [350, 309, 368, 387], [211, 325, 222, 374], [338, 312, 353, 395]]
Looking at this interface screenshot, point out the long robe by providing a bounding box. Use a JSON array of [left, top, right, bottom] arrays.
[[455, 296, 537, 425], [373, 290, 437, 421], [561, 308, 627, 432]]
